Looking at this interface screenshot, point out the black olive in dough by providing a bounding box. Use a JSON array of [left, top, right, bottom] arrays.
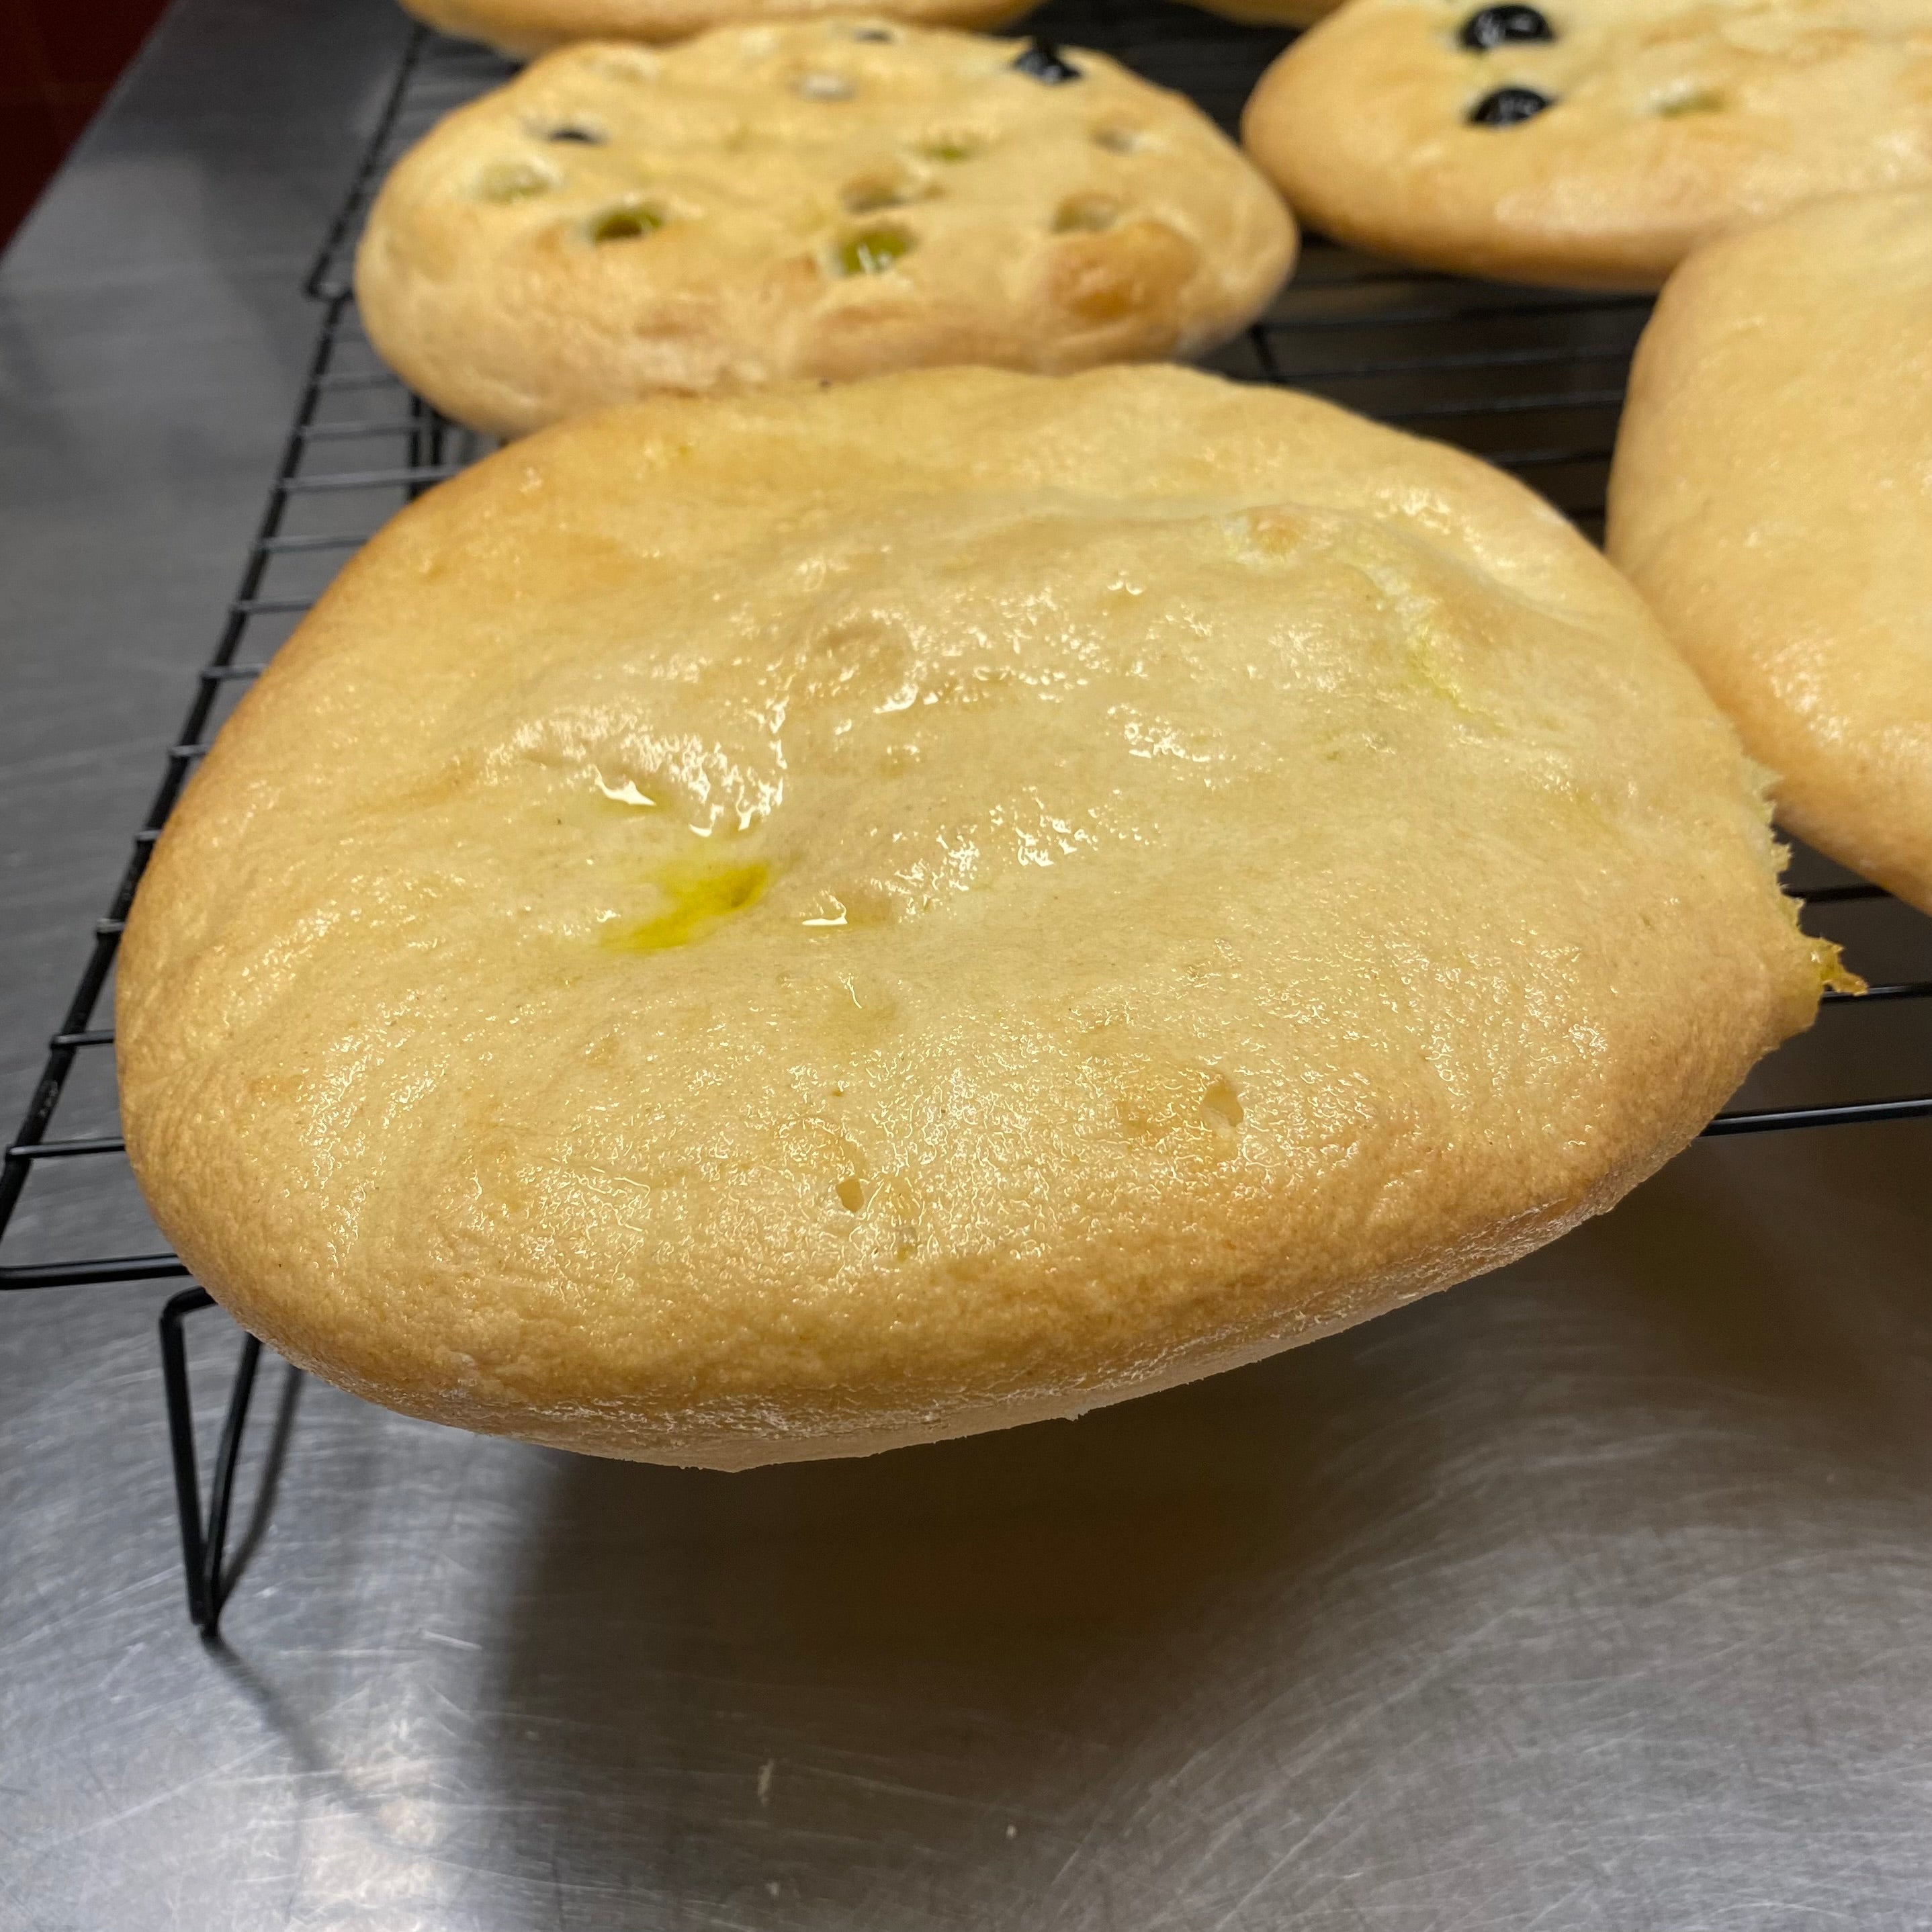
[[1459, 6, 1555, 51], [1013, 39, 1082, 84], [1469, 85, 1552, 126]]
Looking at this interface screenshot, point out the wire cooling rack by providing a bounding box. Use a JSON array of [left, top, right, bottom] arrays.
[[5, 2, 1931, 1632]]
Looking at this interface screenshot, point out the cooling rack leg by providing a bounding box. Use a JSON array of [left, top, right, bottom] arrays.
[[406, 394, 445, 501], [159, 1287, 263, 1638]]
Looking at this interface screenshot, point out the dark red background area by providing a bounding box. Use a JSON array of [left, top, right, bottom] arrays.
[[2, 0, 171, 249]]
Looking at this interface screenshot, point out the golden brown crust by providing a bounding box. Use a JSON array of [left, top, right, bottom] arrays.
[[1607, 187, 1932, 911], [118, 366, 1831, 1468], [400, 0, 1033, 56], [1242, 1, 1932, 290], [355, 24, 1297, 435]]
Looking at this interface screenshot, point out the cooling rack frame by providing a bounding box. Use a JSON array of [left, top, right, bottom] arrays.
[[3, 11, 1928, 1634]]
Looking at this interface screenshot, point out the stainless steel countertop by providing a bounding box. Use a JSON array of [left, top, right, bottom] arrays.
[[5, 5, 1932, 1927]]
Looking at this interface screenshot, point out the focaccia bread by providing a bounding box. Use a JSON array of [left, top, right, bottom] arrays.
[[399, 0, 1033, 58], [1242, 1, 1932, 288], [1608, 189, 1932, 910], [356, 24, 1297, 436], [118, 366, 1836, 1470]]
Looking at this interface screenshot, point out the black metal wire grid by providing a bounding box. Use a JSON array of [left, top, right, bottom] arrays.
[[5, 9, 1931, 1632]]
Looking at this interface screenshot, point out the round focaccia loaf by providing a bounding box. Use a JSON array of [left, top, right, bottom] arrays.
[[399, 0, 1033, 58], [355, 24, 1297, 437], [1242, 1, 1932, 289], [1608, 189, 1932, 910], [118, 366, 1836, 1470]]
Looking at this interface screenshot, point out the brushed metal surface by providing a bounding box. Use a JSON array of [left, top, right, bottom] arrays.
[[4, 4, 1932, 1928]]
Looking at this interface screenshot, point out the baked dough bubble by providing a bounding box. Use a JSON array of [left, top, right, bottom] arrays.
[[400, 0, 1035, 57], [1608, 187, 1932, 912], [1242, 0, 1932, 289], [355, 21, 1297, 434], [118, 366, 1841, 1468]]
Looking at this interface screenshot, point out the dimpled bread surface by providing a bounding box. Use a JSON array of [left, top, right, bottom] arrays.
[[355, 24, 1297, 437], [1242, 0, 1932, 288], [117, 367, 1836, 1470], [400, 0, 1033, 58], [1608, 189, 1932, 911]]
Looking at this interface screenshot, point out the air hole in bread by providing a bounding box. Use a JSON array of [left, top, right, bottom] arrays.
[[1200, 1075, 1244, 1133], [1054, 194, 1120, 233], [590, 203, 667, 243], [847, 24, 894, 39], [830, 225, 916, 276], [1657, 85, 1726, 116], [842, 173, 921, 214], [476, 160, 556, 203], [544, 124, 605, 144], [835, 1176, 866, 1212], [920, 134, 979, 162], [1092, 126, 1141, 153], [589, 50, 658, 81]]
